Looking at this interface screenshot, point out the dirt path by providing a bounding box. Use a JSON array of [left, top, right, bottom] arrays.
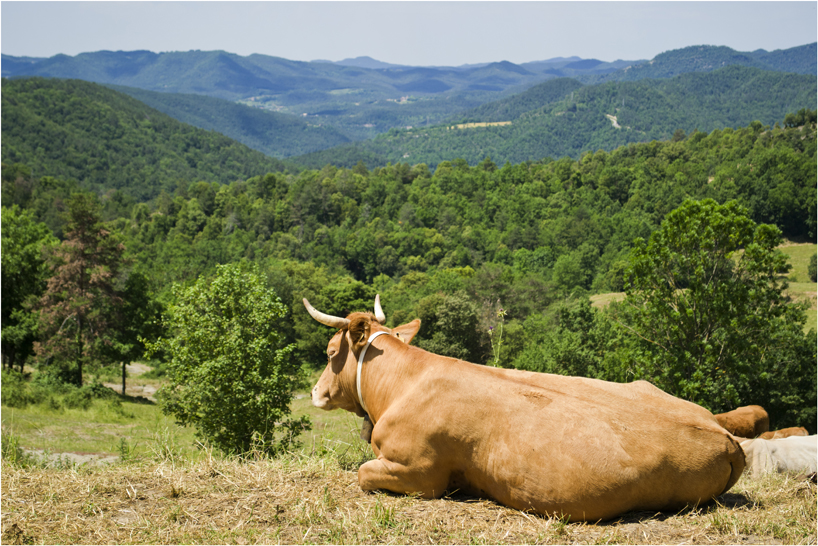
[[102, 363, 158, 401]]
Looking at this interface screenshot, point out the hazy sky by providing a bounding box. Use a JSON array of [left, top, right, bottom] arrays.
[[2, 2, 816, 66]]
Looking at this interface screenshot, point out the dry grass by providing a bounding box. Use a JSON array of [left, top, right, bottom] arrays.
[[2, 449, 815, 545]]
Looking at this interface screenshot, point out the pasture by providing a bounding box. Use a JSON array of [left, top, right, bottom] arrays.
[[3, 369, 817, 545]]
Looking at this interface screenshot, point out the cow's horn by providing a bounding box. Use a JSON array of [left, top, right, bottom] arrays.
[[374, 294, 386, 324], [303, 298, 350, 329]]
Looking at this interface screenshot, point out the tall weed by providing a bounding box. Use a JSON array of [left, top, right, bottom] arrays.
[[1, 429, 29, 466]]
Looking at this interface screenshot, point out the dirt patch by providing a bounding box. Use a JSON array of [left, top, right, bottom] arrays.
[[21, 448, 119, 467], [100, 363, 158, 400], [101, 381, 158, 401]]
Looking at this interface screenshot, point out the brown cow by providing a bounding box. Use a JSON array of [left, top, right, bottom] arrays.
[[759, 427, 809, 440], [714, 405, 769, 438], [304, 297, 745, 522]]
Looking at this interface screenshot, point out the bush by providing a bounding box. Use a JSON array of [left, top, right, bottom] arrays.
[[2, 370, 116, 411], [809, 253, 816, 282], [63, 387, 94, 410], [145, 262, 310, 456], [1, 369, 35, 408]]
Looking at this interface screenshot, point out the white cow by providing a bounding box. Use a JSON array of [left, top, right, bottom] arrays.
[[739, 435, 817, 476]]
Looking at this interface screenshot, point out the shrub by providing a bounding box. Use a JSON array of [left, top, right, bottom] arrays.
[[145, 262, 310, 456], [63, 387, 94, 410], [809, 253, 816, 282]]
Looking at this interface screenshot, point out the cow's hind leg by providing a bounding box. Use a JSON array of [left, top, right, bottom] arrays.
[[358, 456, 449, 499]]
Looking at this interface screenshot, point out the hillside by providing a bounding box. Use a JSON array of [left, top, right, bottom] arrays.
[[303, 66, 816, 168], [586, 43, 818, 83], [107, 85, 353, 158], [1, 78, 295, 201], [8, 114, 814, 302]]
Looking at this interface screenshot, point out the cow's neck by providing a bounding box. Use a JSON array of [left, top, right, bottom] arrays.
[[355, 331, 390, 415], [355, 333, 421, 424]]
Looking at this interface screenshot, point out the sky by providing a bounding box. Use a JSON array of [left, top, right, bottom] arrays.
[[2, 1, 816, 66]]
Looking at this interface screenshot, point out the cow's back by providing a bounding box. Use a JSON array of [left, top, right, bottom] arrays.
[[387, 362, 745, 520], [714, 405, 769, 438], [759, 427, 809, 440]]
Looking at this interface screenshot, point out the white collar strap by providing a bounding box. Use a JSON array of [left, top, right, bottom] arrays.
[[357, 330, 389, 416]]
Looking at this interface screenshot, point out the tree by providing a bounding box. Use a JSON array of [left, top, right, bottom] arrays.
[[145, 262, 309, 456], [103, 270, 164, 395], [1, 206, 58, 371], [415, 290, 482, 363], [611, 199, 815, 429], [34, 194, 125, 385]]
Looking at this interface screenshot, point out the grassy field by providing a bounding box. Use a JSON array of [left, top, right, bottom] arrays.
[[3, 362, 817, 544], [448, 121, 512, 129]]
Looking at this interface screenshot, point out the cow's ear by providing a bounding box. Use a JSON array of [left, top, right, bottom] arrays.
[[392, 319, 421, 344], [348, 315, 371, 354]]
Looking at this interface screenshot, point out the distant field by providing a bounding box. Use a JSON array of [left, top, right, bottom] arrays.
[[589, 292, 626, 308], [448, 121, 511, 129], [780, 242, 817, 283], [1, 367, 362, 466], [1, 377, 199, 461], [779, 243, 817, 332]]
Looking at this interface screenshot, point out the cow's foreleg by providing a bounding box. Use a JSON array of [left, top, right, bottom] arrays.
[[358, 456, 449, 498]]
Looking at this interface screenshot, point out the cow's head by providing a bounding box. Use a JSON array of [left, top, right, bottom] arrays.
[[303, 295, 421, 416]]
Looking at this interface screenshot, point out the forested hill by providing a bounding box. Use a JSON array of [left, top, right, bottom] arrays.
[[106, 85, 352, 159], [587, 43, 818, 83], [1, 78, 297, 201], [7, 112, 814, 294], [298, 66, 817, 168]]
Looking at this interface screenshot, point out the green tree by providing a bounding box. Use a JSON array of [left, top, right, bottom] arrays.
[[415, 290, 482, 362], [1, 205, 58, 371], [104, 271, 164, 395], [145, 262, 309, 456], [611, 199, 815, 428], [513, 299, 604, 378], [34, 194, 125, 385]]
